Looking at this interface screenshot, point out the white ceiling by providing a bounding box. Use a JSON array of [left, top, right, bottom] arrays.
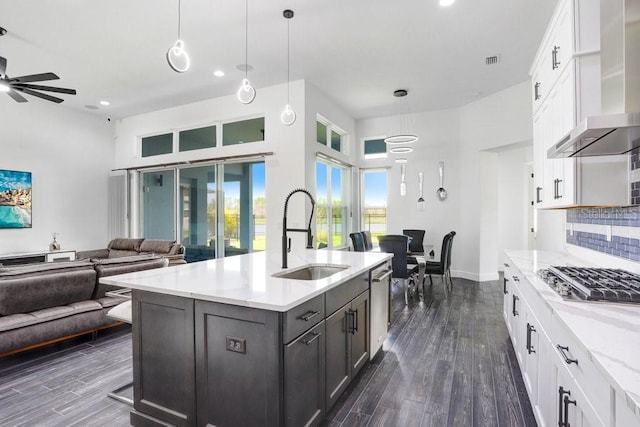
[[0, 0, 556, 120]]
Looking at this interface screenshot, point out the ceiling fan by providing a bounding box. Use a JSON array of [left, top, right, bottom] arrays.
[[0, 56, 77, 104]]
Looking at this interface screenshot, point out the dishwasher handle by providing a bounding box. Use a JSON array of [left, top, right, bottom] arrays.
[[372, 269, 392, 282]]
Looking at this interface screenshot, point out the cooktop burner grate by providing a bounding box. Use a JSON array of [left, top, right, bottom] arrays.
[[542, 267, 640, 303]]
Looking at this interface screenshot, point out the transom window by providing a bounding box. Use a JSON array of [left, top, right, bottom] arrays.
[[316, 116, 346, 153]]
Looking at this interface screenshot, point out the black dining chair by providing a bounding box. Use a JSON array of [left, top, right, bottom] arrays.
[[350, 232, 366, 252], [378, 235, 419, 305], [402, 229, 425, 254], [424, 231, 455, 298], [361, 231, 373, 251]]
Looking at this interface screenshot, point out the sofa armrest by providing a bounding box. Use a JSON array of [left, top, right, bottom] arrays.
[[76, 249, 109, 260]]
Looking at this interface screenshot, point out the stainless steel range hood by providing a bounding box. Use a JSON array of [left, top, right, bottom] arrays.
[[548, 0, 640, 158]]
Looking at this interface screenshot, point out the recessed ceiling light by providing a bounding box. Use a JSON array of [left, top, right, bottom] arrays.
[[440, 0, 455, 6], [236, 64, 254, 72], [390, 147, 413, 154], [395, 158, 408, 163], [84, 105, 99, 110], [99, 100, 110, 106], [213, 70, 225, 77]]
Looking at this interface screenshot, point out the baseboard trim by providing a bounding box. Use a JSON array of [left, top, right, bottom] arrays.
[[450, 269, 499, 283]]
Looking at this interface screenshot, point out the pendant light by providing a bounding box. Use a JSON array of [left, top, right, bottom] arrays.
[[280, 9, 296, 126], [237, 0, 256, 104], [166, 0, 191, 73], [385, 89, 418, 145]]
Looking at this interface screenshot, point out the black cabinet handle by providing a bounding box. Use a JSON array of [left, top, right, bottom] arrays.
[[534, 82, 541, 100], [512, 295, 519, 317], [300, 310, 320, 322], [504, 262, 510, 268], [512, 275, 520, 282], [353, 308, 358, 333], [526, 323, 536, 354], [563, 395, 576, 426], [557, 179, 563, 199], [303, 331, 321, 345], [536, 186, 543, 203], [552, 45, 560, 70], [503, 277, 508, 295], [557, 345, 578, 365], [347, 309, 355, 334], [558, 386, 571, 427]]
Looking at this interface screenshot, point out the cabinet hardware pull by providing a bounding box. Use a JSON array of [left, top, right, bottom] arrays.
[[503, 263, 509, 268], [303, 331, 321, 345], [563, 395, 576, 426], [557, 345, 578, 365], [526, 323, 536, 354], [512, 295, 519, 317], [536, 186, 542, 203], [512, 275, 520, 282], [558, 386, 571, 427], [503, 277, 508, 295], [347, 309, 355, 334], [557, 179, 563, 199], [353, 308, 359, 333], [372, 270, 392, 282], [300, 310, 320, 322], [534, 82, 541, 100], [552, 45, 560, 70]]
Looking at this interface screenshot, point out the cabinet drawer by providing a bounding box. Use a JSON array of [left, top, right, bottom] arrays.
[[283, 294, 325, 343], [325, 272, 369, 316], [550, 313, 611, 422]]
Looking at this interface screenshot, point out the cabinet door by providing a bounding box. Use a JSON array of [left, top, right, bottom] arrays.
[[522, 308, 540, 405], [284, 321, 326, 427], [533, 109, 546, 207], [553, 361, 604, 427], [350, 291, 369, 377], [325, 303, 351, 410]]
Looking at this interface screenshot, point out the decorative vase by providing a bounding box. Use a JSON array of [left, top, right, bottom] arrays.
[[49, 233, 61, 251]]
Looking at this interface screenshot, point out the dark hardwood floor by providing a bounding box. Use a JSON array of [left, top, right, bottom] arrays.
[[0, 276, 535, 426]]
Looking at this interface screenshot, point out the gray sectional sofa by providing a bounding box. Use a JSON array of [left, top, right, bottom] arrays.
[[0, 250, 168, 356], [77, 237, 186, 266]]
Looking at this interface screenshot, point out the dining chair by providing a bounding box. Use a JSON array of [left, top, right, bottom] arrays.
[[349, 232, 366, 252], [361, 231, 373, 251], [402, 229, 425, 254], [424, 231, 455, 298], [378, 235, 419, 305]]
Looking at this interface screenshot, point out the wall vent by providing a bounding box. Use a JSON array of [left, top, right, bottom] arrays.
[[485, 55, 500, 65]]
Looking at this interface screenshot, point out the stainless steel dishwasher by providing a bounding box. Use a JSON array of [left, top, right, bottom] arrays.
[[369, 260, 392, 359]]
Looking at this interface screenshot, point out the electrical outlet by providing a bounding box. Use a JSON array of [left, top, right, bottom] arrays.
[[226, 336, 246, 354]]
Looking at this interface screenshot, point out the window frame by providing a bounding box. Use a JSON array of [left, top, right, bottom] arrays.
[[316, 115, 347, 154], [362, 136, 388, 160], [315, 156, 350, 250]]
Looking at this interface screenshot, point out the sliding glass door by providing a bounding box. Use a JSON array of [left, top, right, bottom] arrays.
[[140, 161, 265, 262]]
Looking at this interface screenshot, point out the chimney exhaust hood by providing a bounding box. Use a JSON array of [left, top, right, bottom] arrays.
[[548, 0, 640, 158]]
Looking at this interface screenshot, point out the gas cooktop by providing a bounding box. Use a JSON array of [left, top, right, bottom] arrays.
[[538, 266, 640, 304]]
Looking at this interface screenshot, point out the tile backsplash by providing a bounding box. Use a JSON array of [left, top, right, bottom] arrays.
[[566, 206, 640, 261]]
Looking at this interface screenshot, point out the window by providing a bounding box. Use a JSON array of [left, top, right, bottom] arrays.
[[223, 117, 265, 146], [361, 170, 387, 245], [316, 158, 349, 249], [363, 138, 387, 159], [141, 133, 173, 157], [179, 125, 216, 152], [316, 117, 345, 153]]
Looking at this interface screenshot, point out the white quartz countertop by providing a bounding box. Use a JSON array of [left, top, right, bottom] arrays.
[[505, 249, 640, 417], [100, 249, 392, 312]]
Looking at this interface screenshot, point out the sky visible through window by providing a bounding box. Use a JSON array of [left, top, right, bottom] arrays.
[[364, 171, 387, 207]]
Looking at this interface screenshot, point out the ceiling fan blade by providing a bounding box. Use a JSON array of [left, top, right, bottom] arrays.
[[12, 86, 64, 103], [9, 72, 59, 83], [12, 83, 76, 95], [0, 57, 6, 77], [6, 89, 28, 103]]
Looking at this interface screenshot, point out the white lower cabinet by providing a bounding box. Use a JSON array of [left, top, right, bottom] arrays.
[[503, 255, 612, 427]]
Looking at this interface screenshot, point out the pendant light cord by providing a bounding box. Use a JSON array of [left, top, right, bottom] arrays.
[[244, 0, 249, 79], [177, 0, 182, 39], [286, 17, 290, 103]]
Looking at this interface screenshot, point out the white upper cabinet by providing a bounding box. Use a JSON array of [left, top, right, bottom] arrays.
[[530, 0, 603, 208]]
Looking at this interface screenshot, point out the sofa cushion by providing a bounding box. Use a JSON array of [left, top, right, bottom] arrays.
[[0, 260, 94, 277], [139, 239, 176, 255], [108, 238, 145, 253], [0, 300, 103, 332]]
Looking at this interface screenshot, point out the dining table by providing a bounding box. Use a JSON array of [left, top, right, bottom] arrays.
[[374, 244, 434, 302]]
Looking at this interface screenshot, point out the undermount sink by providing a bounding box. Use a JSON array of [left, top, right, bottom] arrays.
[[272, 264, 349, 281]]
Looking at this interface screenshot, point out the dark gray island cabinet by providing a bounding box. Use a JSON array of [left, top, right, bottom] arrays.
[[127, 264, 388, 427]]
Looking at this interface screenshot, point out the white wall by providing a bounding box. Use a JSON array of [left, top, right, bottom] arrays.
[[458, 81, 535, 280], [0, 101, 115, 254]]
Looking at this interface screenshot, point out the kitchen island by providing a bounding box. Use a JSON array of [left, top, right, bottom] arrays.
[[503, 250, 640, 427], [101, 249, 392, 427]]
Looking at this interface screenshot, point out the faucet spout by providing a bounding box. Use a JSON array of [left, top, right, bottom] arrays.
[[282, 188, 316, 268]]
